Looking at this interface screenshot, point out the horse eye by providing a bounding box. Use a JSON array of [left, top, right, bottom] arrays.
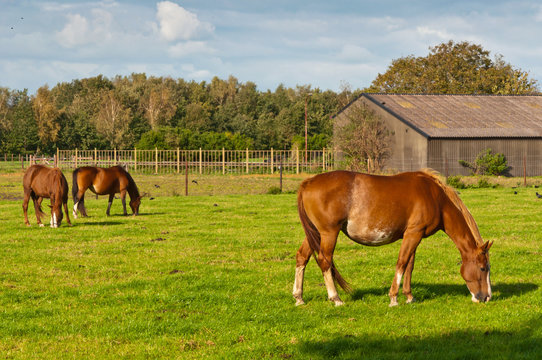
[[480, 267, 486, 272]]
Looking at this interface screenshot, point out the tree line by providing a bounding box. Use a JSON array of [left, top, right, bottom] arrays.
[[1, 41, 538, 156]]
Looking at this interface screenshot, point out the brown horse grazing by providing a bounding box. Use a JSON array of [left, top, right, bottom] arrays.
[[23, 165, 71, 228], [72, 165, 142, 218], [293, 169, 493, 307]]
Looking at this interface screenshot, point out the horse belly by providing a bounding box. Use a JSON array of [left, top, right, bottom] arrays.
[[345, 220, 399, 246]]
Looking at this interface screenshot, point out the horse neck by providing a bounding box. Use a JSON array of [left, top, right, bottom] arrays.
[[442, 202, 479, 260], [126, 179, 139, 200]]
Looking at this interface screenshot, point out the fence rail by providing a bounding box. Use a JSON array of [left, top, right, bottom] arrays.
[[55, 148, 335, 175]]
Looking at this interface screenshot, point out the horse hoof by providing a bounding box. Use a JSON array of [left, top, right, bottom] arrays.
[[39, 224, 44, 227], [406, 297, 416, 304], [330, 296, 344, 306], [295, 299, 305, 306], [389, 297, 399, 307]]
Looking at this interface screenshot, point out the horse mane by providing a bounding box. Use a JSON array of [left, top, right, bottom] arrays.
[[119, 166, 140, 198], [419, 168, 484, 246]]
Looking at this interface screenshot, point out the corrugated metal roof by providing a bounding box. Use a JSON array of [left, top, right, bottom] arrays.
[[363, 94, 542, 138]]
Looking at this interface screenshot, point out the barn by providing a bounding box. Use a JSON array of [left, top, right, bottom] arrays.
[[333, 93, 542, 176]]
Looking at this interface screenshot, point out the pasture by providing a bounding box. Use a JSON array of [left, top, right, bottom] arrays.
[[0, 171, 540, 359]]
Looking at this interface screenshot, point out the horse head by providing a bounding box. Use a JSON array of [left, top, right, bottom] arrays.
[[48, 199, 64, 228], [460, 240, 493, 303], [129, 194, 144, 216]]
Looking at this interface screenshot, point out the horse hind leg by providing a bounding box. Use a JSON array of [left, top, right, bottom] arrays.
[[106, 193, 114, 216], [33, 195, 45, 227], [63, 200, 72, 226], [293, 237, 313, 306], [318, 231, 344, 306], [22, 190, 31, 226]]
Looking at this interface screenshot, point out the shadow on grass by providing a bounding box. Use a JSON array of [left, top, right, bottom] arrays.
[[350, 282, 538, 302], [299, 316, 541, 360]]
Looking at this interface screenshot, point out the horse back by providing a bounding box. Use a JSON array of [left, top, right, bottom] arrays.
[[23, 165, 68, 200], [298, 171, 446, 242]]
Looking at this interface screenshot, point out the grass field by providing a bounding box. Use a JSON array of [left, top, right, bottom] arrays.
[[0, 171, 541, 359]]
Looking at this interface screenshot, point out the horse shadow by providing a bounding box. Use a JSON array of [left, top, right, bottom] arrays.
[[298, 315, 542, 360], [350, 282, 538, 302]]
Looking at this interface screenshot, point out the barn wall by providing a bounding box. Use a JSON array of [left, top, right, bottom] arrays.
[[427, 138, 542, 176], [361, 98, 428, 172]]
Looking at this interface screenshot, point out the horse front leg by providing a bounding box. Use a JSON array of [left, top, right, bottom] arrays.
[[293, 237, 313, 306], [120, 190, 127, 216], [402, 252, 416, 304], [106, 193, 114, 216], [389, 231, 422, 307]]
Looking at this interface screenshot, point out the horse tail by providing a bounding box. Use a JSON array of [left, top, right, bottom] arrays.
[[72, 168, 80, 203], [297, 183, 351, 293], [420, 168, 484, 246]]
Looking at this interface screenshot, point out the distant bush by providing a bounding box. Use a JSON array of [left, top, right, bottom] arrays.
[[266, 186, 282, 194], [446, 175, 466, 189], [459, 149, 509, 175], [476, 177, 492, 188]]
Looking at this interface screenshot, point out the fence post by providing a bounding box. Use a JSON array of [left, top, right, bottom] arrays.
[[222, 148, 225, 175], [322, 148, 325, 171], [95, 148, 98, 166], [75, 148, 78, 169], [524, 153, 527, 186], [155, 147, 158, 174], [134, 148, 137, 171], [177, 148, 180, 174], [199, 148, 202, 174], [271, 148, 274, 174], [296, 149, 299, 174], [21, 154, 24, 170], [246, 148, 249, 174], [185, 155, 188, 196]]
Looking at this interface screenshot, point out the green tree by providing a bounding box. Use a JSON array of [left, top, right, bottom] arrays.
[[368, 40, 539, 94], [334, 102, 391, 172], [33, 86, 61, 152], [94, 90, 132, 149]]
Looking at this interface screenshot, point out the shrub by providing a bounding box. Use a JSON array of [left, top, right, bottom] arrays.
[[266, 186, 282, 194], [446, 175, 466, 189], [459, 149, 509, 175]]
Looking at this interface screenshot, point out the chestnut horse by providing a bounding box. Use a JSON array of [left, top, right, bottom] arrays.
[[23, 165, 71, 228], [293, 170, 493, 307], [72, 165, 141, 217]]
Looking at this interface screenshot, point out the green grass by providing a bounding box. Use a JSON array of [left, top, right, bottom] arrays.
[[0, 185, 540, 359]]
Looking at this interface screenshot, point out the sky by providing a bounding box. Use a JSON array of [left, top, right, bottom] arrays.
[[2, 0, 542, 94]]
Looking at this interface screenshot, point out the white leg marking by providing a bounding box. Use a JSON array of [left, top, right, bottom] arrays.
[[323, 269, 343, 306], [293, 266, 305, 306], [73, 202, 78, 218], [396, 272, 403, 286]]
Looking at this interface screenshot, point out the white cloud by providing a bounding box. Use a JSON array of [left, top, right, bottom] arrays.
[[168, 41, 215, 58], [416, 26, 453, 40], [56, 9, 114, 48], [156, 1, 214, 42], [56, 14, 90, 47], [337, 44, 372, 61]]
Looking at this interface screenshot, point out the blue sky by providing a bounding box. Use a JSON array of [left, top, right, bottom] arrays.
[[2, 0, 542, 94]]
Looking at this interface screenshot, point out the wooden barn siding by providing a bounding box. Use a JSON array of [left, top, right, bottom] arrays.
[[427, 138, 542, 176]]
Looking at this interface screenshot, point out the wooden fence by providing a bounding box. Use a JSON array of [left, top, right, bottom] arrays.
[[55, 148, 336, 175]]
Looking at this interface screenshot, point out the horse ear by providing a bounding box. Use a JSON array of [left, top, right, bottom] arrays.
[[481, 240, 493, 253]]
